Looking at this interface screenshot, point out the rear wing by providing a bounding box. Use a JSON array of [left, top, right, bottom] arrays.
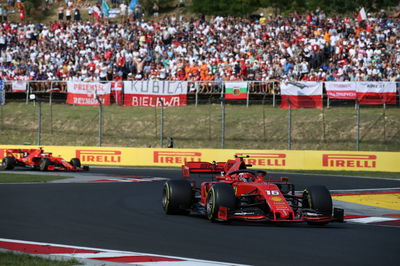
[[182, 161, 226, 178]]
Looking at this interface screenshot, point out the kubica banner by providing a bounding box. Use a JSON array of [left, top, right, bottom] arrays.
[[0, 145, 399, 172], [123, 81, 188, 107]]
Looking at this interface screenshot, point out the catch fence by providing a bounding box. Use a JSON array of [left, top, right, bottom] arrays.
[[0, 80, 399, 152]]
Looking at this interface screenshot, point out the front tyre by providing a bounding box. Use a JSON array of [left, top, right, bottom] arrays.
[[1, 156, 16, 170], [70, 158, 81, 168], [162, 180, 193, 215], [303, 185, 333, 225], [40, 158, 52, 171], [206, 183, 236, 222]]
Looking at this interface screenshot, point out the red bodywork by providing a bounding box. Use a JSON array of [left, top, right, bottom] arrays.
[[3, 148, 88, 171], [182, 156, 336, 223]]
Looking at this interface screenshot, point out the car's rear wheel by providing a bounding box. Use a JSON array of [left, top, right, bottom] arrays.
[[40, 158, 52, 171], [70, 158, 81, 168], [162, 180, 193, 214], [303, 185, 333, 225], [206, 183, 236, 222], [1, 156, 16, 170]]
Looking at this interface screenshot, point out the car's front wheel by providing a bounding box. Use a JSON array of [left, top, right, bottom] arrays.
[[206, 183, 236, 222], [70, 158, 81, 168], [40, 158, 52, 171], [162, 179, 193, 215], [303, 185, 333, 225], [1, 156, 16, 170]]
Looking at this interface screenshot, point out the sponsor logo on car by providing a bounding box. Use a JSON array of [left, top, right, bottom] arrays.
[[235, 153, 286, 167], [76, 150, 122, 163], [322, 154, 377, 168], [271, 196, 282, 202], [153, 151, 202, 164]]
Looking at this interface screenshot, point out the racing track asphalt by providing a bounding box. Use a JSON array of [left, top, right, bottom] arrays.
[[0, 167, 399, 266]]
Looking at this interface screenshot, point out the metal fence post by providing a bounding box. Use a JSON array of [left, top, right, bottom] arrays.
[[95, 91, 103, 147], [272, 82, 276, 107], [221, 98, 225, 149], [159, 98, 164, 148], [288, 101, 292, 150], [356, 100, 360, 151], [195, 85, 198, 107], [37, 100, 42, 145]]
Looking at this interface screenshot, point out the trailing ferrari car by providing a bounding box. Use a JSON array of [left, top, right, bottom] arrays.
[[162, 155, 343, 225], [1, 148, 89, 172]]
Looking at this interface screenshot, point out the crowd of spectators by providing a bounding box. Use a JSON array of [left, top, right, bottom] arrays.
[[0, 4, 399, 92]]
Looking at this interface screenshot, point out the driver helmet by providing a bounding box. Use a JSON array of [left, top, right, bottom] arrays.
[[239, 172, 253, 182]]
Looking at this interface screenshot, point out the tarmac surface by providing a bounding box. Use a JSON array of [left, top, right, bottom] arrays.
[[0, 167, 399, 265]]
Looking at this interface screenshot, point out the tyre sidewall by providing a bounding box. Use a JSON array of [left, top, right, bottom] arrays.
[[162, 180, 192, 214]]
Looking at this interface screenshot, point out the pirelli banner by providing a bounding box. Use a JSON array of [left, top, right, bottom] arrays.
[[0, 145, 399, 172]]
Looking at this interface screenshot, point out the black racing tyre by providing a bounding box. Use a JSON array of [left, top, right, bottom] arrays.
[[303, 185, 333, 225], [70, 158, 81, 168], [40, 158, 52, 171], [162, 179, 193, 215], [1, 156, 16, 170], [206, 183, 236, 222]]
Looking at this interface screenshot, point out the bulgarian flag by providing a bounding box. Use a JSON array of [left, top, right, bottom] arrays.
[[280, 81, 323, 109], [224, 82, 248, 99]]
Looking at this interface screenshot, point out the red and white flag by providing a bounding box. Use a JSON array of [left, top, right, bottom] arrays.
[[111, 81, 123, 105], [12, 80, 28, 92], [123, 81, 188, 107], [357, 7, 367, 22], [325, 82, 356, 99], [66, 81, 111, 106], [356, 82, 397, 105], [93, 6, 101, 20], [280, 81, 323, 109]]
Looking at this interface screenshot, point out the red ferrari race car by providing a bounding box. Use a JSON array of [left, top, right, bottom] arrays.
[[1, 148, 89, 172], [162, 155, 343, 225]]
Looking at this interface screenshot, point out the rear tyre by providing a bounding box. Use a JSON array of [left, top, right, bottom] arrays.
[[303, 185, 333, 225], [1, 156, 16, 170], [206, 183, 236, 222], [162, 180, 193, 215], [70, 158, 81, 168], [40, 158, 52, 171]]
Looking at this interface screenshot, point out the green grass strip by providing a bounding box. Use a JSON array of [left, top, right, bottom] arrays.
[[0, 173, 72, 183], [268, 169, 400, 179], [0, 251, 82, 266]]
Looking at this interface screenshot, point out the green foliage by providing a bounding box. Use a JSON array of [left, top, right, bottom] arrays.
[[190, 0, 399, 16], [0, 251, 81, 266], [191, 0, 259, 17]]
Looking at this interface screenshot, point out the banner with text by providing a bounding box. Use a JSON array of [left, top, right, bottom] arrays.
[[325, 82, 356, 99], [66, 82, 111, 106], [12, 80, 28, 93], [123, 81, 188, 107], [280, 81, 323, 109], [356, 82, 397, 105], [0, 145, 399, 172]]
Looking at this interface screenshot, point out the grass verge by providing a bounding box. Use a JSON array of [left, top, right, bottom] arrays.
[[0, 102, 399, 151], [268, 169, 400, 179], [0, 173, 71, 183], [0, 251, 81, 266]]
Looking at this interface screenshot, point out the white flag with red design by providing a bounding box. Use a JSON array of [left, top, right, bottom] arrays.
[[356, 82, 397, 105], [326, 82, 357, 99], [280, 81, 323, 109], [357, 7, 367, 22], [66, 81, 111, 106]]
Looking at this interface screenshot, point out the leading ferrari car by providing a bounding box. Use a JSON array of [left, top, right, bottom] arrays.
[[1, 148, 89, 171], [162, 155, 343, 225]]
